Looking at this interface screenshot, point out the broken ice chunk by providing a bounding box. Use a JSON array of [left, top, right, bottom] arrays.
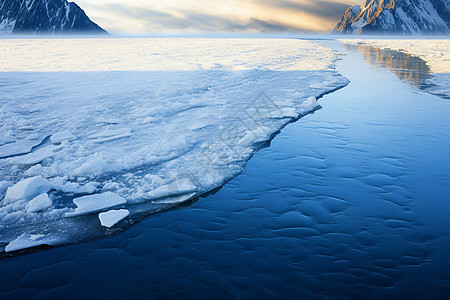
[[4, 176, 51, 202], [50, 130, 76, 144], [5, 233, 59, 252], [66, 192, 127, 217], [26, 193, 52, 213], [98, 209, 130, 228]]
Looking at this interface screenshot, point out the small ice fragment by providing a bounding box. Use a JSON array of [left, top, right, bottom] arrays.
[[5, 233, 58, 252], [27, 193, 52, 213], [147, 178, 196, 200], [50, 130, 76, 144], [66, 192, 127, 217], [98, 209, 130, 228], [4, 176, 51, 202]]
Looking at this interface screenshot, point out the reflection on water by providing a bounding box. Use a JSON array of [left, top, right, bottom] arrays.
[[345, 44, 433, 90]]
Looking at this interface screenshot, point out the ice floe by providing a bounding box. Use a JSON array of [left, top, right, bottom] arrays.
[[98, 209, 130, 228], [66, 192, 127, 217]]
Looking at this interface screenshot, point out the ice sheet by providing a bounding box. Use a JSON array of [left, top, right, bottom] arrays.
[[0, 38, 349, 252]]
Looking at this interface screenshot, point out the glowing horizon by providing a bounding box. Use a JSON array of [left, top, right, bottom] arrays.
[[75, 0, 362, 34]]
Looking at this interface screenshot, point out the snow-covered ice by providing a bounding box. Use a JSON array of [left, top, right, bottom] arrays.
[[0, 38, 349, 252], [98, 209, 130, 228]]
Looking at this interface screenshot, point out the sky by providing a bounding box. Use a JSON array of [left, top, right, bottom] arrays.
[[76, 0, 362, 34]]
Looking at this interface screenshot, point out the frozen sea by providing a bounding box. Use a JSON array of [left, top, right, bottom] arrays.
[[1, 37, 450, 298]]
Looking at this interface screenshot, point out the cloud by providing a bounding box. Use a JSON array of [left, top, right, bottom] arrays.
[[258, 0, 354, 19], [76, 0, 360, 34]]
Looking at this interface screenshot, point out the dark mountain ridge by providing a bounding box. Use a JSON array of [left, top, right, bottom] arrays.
[[0, 0, 107, 34]]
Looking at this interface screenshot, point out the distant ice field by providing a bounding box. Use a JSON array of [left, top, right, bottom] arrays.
[[0, 38, 348, 252]]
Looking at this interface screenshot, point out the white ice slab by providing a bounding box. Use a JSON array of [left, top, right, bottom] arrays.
[[66, 192, 127, 217], [98, 209, 130, 228]]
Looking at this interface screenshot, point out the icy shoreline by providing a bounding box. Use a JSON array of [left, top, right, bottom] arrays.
[[0, 38, 349, 253]]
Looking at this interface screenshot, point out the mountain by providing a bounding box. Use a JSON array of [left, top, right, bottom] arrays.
[[333, 0, 450, 35], [0, 0, 107, 34]]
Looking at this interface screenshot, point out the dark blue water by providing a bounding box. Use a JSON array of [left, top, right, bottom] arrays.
[[1, 41, 450, 299]]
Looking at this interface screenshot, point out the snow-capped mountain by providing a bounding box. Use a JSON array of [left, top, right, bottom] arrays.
[[0, 0, 107, 34], [333, 0, 450, 34]]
